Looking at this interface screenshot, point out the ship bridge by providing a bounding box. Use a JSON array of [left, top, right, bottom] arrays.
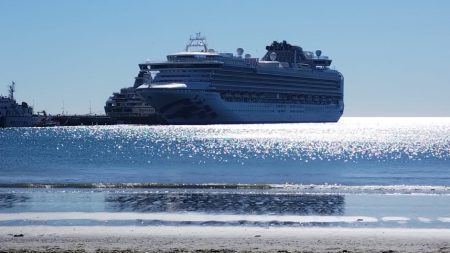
[[139, 51, 257, 71]]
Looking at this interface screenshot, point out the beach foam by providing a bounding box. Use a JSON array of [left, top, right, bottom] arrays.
[[1, 212, 450, 227]]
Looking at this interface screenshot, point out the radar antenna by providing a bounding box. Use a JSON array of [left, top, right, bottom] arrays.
[[8, 81, 16, 101], [185, 32, 208, 52]]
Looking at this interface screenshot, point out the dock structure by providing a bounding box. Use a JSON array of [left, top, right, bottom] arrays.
[[50, 115, 115, 126], [45, 114, 165, 126]]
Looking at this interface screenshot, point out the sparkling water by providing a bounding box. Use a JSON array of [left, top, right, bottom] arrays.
[[1, 117, 449, 228]]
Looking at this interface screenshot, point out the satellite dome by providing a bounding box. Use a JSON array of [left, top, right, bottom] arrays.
[[236, 48, 244, 57], [244, 53, 251, 59], [269, 52, 277, 61], [315, 50, 322, 58]]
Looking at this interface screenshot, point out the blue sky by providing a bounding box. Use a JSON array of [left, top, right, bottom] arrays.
[[0, 0, 449, 116]]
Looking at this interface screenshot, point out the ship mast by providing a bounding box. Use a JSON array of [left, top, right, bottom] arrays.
[[8, 81, 15, 101], [185, 32, 208, 52]]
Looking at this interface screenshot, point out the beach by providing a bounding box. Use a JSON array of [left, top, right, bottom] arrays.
[[2, 226, 450, 252]]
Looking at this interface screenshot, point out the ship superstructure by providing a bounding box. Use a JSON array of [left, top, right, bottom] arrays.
[[105, 65, 159, 124], [0, 82, 36, 127], [136, 33, 344, 124]]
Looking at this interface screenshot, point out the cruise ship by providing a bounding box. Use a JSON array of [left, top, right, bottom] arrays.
[[0, 82, 36, 128], [136, 33, 344, 124]]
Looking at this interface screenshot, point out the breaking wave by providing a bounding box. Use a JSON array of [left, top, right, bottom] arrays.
[[1, 182, 450, 195]]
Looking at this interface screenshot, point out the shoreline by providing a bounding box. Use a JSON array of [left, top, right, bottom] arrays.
[[1, 226, 450, 252]]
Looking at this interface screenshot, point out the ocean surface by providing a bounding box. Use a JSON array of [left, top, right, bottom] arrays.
[[1, 117, 449, 228]]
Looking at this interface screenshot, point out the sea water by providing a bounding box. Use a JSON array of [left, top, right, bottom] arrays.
[[0, 117, 449, 228]]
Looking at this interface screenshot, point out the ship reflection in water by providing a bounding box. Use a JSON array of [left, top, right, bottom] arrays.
[[0, 191, 344, 216], [105, 192, 345, 215], [0, 193, 30, 210]]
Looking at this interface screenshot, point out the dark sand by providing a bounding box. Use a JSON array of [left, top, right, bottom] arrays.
[[1, 226, 450, 252]]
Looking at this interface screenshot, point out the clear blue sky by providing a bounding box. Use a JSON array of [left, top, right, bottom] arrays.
[[1, 0, 449, 116]]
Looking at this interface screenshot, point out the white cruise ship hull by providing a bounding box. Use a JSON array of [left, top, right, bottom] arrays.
[[138, 88, 343, 124]]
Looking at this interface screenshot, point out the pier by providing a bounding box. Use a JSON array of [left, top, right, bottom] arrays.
[[36, 114, 165, 127], [47, 115, 115, 126]]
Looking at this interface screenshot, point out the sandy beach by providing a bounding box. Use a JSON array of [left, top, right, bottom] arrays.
[[1, 226, 450, 252]]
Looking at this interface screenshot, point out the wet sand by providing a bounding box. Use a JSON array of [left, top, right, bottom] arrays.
[[1, 226, 450, 252]]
